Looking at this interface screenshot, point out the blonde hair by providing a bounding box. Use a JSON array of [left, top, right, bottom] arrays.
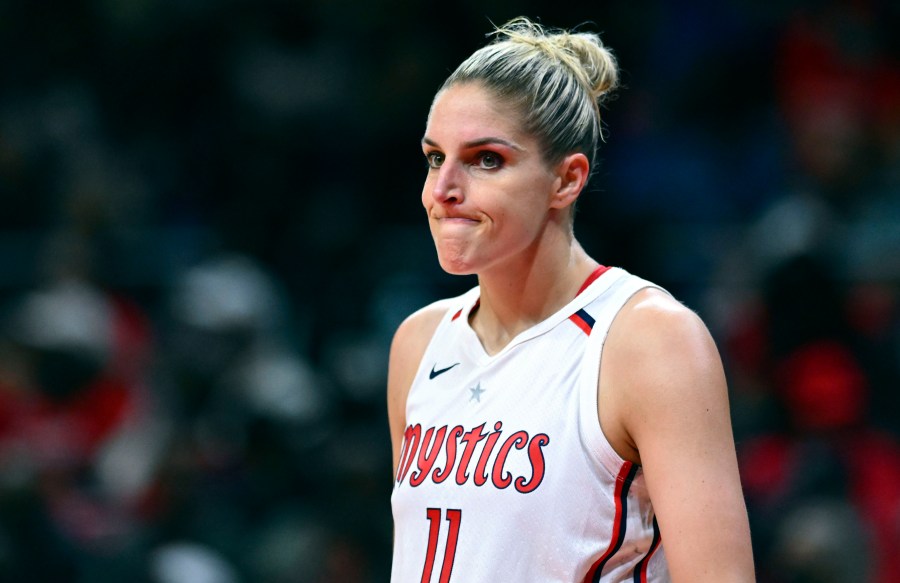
[[440, 17, 619, 171]]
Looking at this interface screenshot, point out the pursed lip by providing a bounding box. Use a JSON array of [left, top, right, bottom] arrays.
[[432, 213, 480, 223], [433, 216, 481, 233]]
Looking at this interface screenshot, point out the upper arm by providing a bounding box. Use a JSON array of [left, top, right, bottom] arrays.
[[387, 301, 450, 476], [601, 289, 755, 581]]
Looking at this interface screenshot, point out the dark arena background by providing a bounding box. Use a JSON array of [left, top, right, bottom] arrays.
[[0, 0, 898, 581]]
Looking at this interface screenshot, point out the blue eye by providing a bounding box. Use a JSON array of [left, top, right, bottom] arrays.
[[425, 152, 444, 168], [477, 152, 502, 169]]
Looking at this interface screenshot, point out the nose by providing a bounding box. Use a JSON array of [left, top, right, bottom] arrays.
[[429, 163, 464, 205]]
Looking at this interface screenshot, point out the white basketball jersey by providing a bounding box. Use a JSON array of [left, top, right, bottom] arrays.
[[391, 267, 671, 583]]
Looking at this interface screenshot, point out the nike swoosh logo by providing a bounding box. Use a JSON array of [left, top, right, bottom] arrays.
[[429, 362, 460, 380]]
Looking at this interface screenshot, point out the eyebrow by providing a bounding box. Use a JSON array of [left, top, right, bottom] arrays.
[[421, 136, 525, 151]]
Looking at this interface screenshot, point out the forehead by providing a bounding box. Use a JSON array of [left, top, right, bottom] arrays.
[[426, 83, 527, 144]]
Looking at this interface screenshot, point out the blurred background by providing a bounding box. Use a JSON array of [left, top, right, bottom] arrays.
[[0, 0, 897, 581]]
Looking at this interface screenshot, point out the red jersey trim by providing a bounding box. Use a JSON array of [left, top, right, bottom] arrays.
[[633, 516, 662, 582], [583, 461, 638, 583], [569, 308, 596, 336], [577, 265, 611, 296]]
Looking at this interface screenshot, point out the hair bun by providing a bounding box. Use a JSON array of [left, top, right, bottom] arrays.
[[494, 17, 619, 104], [552, 32, 618, 102]]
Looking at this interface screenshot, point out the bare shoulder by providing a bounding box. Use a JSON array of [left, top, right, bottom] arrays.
[[388, 298, 456, 388], [611, 287, 719, 364], [387, 298, 456, 471], [600, 287, 727, 464]]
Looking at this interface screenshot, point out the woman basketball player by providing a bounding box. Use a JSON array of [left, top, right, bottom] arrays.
[[388, 17, 754, 582]]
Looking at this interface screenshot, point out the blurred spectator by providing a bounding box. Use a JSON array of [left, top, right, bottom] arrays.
[[0, 274, 160, 579]]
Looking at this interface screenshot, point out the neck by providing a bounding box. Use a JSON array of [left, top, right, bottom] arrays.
[[470, 233, 598, 355]]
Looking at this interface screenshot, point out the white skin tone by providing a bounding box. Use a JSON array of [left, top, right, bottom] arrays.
[[388, 81, 755, 581]]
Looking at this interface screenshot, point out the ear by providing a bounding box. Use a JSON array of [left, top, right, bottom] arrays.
[[549, 152, 590, 210]]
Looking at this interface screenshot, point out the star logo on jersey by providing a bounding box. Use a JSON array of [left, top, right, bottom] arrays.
[[429, 362, 460, 380], [469, 382, 486, 402]]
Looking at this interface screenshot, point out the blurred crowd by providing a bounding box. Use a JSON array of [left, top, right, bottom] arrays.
[[0, 0, 897, 581]]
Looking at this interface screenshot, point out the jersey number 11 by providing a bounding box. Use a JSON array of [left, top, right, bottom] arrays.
[[421, 508, 462, 583]]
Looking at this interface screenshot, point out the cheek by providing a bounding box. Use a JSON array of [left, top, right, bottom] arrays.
[[496, 191, 547, 235], [506, 210, 543, 242]]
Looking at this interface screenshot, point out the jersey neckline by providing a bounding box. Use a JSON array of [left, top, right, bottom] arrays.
[[457, 265, 624, 363]]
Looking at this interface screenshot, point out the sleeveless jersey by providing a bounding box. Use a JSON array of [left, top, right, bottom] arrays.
[[390, 267, 671, 583]]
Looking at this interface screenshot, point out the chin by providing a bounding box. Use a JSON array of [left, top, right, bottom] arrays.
[[436, 253, 478, 276]]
